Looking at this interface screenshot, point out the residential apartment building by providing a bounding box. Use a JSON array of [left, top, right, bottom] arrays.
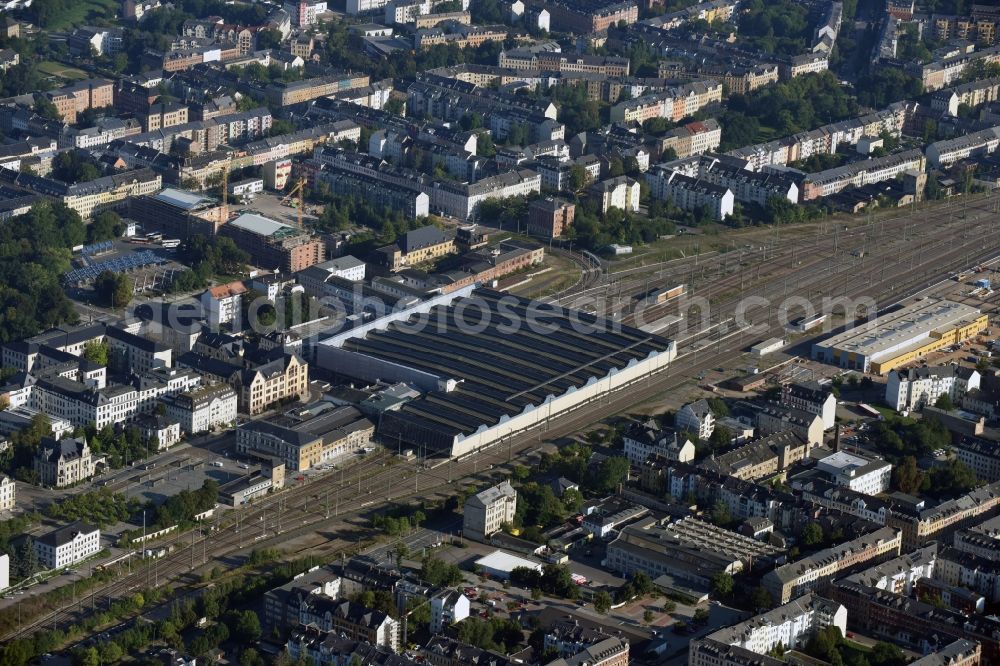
[[105, 326, 172, 374], [954, 437, 1000, 483], [141, 102, 189, 132], [675, 399, 715, 439], [161, 383, 237, 434], [590, 176, 640, 213], [654, 153, 798, 207], [653, 119, 722, 160], [645, 168, 734, 221], [33, 437, 96, 488], [927, 126, 1000, 167], [499, 49, 629, 76], [463, 481, 517, 543], [296, 599, 400, 652], [526, 0, 637, 33], [134, 413, 181, 450], [690, 594, 847, 666], [839, 543, 937, 596], [609, 81, 722, 124], [432, 169, 542, 221], [817, 450, 893, 495], [200, 281, 247, 329], [0, 475, 14, 512], [829, 581, 1000, 661], [373, 225, 455, 272], [932, 76, 1000, 115], [801, 150, 926, 200], [234, 353, 309, 415], [699, 430, 811, 481], [755, 406, 824, 447], [622, 420, 695, 466], [35, 522, 101, 569], [549, 638, 629, 666], [1, 324, 106, 373], [415, 25, 507, 50], [780, 380, 837, 430], [885, 365, 981, 412], [43, 78, 115, 124], [762, 526, 902, 603], [309, 168, 430, 219], [0, 167, 162, 219], [429, 590, 470, 633], [265, 73, 370, 106], [936, 546, 1000, 603], [31, 368, 200, 430], [527, 197, 574, 238], [887, 481, 1000, 550]]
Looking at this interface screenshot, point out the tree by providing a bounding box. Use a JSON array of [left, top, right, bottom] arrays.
[[870, 642, 905, 666], [393, 542, 410, 569], [934, 393, 955, 411], [256, 28, 282, 49], [89, 211, 125, 242], [693, 607, 710, 623], [233, 609, 262, 642], [421, 555, 463, 586], [750, 586, 773, 612], [807, 625, 843, 661], [80, 647, 100, 666], [801, 522, 824, 546], [15, 537, 38, 580], [892, 456, 923, 494], [588, 456, 629, 494], [94, 270, 133, 308], [34, 96, 60, 120], [643, 609, 655, 624], [82, 340, 109, 367], [268, 119, 295, 137], [924, 459, 979, 497], [99, 642, 123, 664], [240, 648, 265, 666], [711, 572, 734, 597], [709, 425, 733, 449], [707, 397, 730, 417], [568, 164, 591, 192], [593, 591, 612, 614], [709, 500, 731, 527]]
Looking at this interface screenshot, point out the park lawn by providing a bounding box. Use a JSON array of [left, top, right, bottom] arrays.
[[37, 61, 88, 80], [44, 0, 118, 31]]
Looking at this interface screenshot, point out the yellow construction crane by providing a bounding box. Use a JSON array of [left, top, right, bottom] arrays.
[[279, 177, 307, 230]]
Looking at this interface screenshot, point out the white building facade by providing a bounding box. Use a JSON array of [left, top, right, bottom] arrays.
[[35, 522, 101, 570]]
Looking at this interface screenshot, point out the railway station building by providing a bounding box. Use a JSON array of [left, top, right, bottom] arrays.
[[317, 288, 676, 457]]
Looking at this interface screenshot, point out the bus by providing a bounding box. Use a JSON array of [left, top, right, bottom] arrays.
[[160, 239, 181, 249]]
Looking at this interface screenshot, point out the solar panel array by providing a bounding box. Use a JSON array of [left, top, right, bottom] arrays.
[[64, 250, 167, 284], [81, 240, 114, 257]]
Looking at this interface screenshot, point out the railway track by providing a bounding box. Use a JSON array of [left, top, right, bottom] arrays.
[[8, 194, 1000, 646]]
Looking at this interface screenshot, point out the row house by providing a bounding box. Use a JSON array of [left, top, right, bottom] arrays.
[[608, 80, 722, 124], [802, 150, 926, 200]]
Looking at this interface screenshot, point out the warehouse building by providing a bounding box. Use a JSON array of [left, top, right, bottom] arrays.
[[811, 299, 988, 374], [317, 288, 676, 457], [605, 516, 784, 586]]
